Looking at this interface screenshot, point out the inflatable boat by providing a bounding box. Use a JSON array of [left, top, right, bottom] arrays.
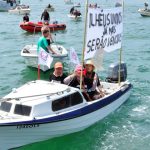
[[20, 21, 66, 33]]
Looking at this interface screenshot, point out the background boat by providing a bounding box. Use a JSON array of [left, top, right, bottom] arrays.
[[0, 0, 20, 11], [8, 5, 30, 15], [138, 8, 150, 17], [20, 21, 66, 32], [21, 44, 68, 71]]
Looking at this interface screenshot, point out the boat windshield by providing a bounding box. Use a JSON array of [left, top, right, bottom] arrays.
[[52, 92, 83, 111], [0, 102, 12, 112]]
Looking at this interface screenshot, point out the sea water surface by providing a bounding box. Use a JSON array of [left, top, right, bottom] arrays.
[[0, 0, 150, 150]]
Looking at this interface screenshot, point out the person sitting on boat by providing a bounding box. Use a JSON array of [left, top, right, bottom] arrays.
[[64, 64, 85, 88], [49, 62, 67, 83], [23, 13, 29, 23], [144, 2, 148, 10], [37, 27, 57, 54], [64, 65, 92, 101], [41, 9, 50, 24], [84, 60, 104, 100], [70, 6, 75, 14]]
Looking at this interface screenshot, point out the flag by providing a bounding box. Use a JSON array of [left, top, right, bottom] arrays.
[[92, 48, 104, 71], [69, 47, 80, 65], [38, 48, 53, 68], [84, 7, 123, 60]]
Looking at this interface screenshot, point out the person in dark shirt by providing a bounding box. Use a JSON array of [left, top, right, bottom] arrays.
[[23, 13, 29, 22], [64, 64, 92, 101], [144, 2, 148, 10], [70, 6, 75, 14], [41, 9, 50, 23], [49, 62, 66, 83]]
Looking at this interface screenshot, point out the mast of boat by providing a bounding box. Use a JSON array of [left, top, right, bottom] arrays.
[[80, 0, 88, 90], [118, 0, 124, 85]]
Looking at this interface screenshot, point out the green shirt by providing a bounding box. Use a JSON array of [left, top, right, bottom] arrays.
[[37, 36, 49, 53]]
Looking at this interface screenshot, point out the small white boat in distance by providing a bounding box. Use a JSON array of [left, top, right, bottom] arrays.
[[64, 0, 73, 5], [138, 8, 150, 17], [45, 4, 55, 12], [0, 0, 20, 11], [21, 44, 68, 71], [74, 3, 81, 7], [8, 5, 30, 15], [0, 75, 132, 149], [68, 14, 82, 20]]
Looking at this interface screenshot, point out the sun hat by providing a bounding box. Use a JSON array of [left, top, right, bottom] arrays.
[[85, 60, 95, 68], [54, 62, 63, 69]]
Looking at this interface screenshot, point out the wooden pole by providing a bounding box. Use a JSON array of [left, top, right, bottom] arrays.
[[118, 0, 124, 86], [38, 64, 40, 79], [80, 0, 88, 90], [118, 47, 122, 85]]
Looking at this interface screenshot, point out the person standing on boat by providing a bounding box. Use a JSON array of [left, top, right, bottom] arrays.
[[144, 2, 148, 10], [23, 13, 29, 22], [84, 60, 104, 100], [37, 27, 56, 54], [41, 9, 50, 24], [49, 62, 67, 83], [70, 6, 74, 14]]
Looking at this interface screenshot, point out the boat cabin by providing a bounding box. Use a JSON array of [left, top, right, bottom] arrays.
[[0, 80, 86, 120]]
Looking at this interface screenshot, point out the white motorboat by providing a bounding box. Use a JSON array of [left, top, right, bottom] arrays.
[[0, 0, 20, 11], [64, 0, 73, 5], [73, 3, 81, 7], [138, 8, 150, 17], [0, 4, 132, 150], [8, 5, 30, 15], [68, 14, 82, 20], [21, 44, 68, 71], [45, 5, 55, 12], [0, 77, 132, 149]]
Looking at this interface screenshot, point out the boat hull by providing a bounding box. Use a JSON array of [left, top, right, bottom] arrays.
[[20, 22, 66, 32], [8, 9, 30, 15], [68, 14, 82, 20], [0, 83, 132, 149], [138, 8, 150, 17], [0, 0, 19, 11]]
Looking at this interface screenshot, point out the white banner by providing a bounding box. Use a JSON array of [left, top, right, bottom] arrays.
[[69, 47, 80, 65], [84, 7, 123, 60], [38, 48, 53, 68]]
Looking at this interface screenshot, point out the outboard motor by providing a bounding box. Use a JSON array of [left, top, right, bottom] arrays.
[[106, 62, 127, 83]]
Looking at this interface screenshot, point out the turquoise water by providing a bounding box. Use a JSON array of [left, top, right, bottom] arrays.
[[0, 0, 150, 149]]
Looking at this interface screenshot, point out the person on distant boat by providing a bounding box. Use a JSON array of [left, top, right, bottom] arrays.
[[49, 62, 67, 83], [37, 27, 56, 54], [47, 4, 52, 8], [144, 2, 148, 10], [73, 9, 81, 18], [41, 9, 50, 24], [23, 13, 29, 22], [70, 6, 75, 14], [84, 60, 104, 100]]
